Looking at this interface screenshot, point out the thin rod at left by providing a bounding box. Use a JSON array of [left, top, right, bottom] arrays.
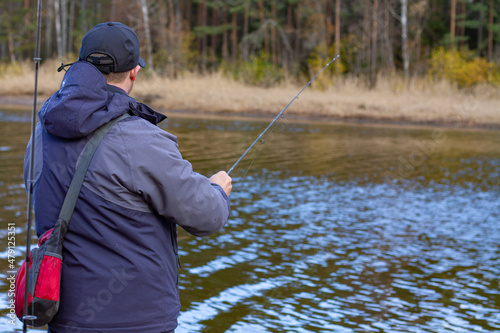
[[23, 0, 43, 331]]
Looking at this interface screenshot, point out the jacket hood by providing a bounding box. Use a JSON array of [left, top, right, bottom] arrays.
[[39, 61, 166, 139]]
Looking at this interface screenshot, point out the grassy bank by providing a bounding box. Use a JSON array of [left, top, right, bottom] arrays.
[[1, 59, 499, 129]]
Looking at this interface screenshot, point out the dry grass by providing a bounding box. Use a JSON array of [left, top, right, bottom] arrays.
[[0, 59, 63, 97], [1, 59, 499, 129]]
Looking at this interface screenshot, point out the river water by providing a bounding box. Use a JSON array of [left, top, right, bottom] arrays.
[[0, 108, 499, 332]]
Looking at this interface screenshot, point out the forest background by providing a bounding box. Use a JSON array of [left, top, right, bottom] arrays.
[[1, 0, 500, 128]]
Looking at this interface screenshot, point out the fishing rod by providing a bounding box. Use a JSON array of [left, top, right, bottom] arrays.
[[23, 0, 43, 331], [227, 55, 340, 176]]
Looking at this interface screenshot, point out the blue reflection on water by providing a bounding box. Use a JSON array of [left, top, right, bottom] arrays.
[[178, 171, 500, 332]]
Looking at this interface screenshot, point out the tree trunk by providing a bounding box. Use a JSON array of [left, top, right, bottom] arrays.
[[19, 0, 28, 59], [402, 0, 409, 78], [211, 8, 219, 64], [222, 8, 229, 62], [285, 1, 293, 67], [140, 0, 154, 70], [258, 1, 269, 59], [477, 0, 484, 56], [159, 0, 169, 74], [95, 2, 102, 26], [488, 0, 494, 61], [335, 0, 341, 74], [61, 0, 67, 56], [0, 22, 4, 60], [54, 0, 63, 60], [243, 1, 250, 61], [459, 1, 466, 48], [315, 0, 327, 55], [8, 32, 16, 63], [174, 0, 181, 77], [382, 0, 394, 72], [197, 0, 207, 72], [210, 7, 219, 68], [271, 0, 277, 66], [165, 0, 180, 77], [158, 1, 168, 52], [231, 11, 238, 64], [68, 0, 75, 54], [45, 0, 54, 58], [79, 0, 88, 34], [371, 0, 378, 88], [295, 2, 302, 62], [186, 0, 191, 33], [361, 1, 370, 77], [24, 0, 29, 30], [110, 0, 117, 21], [450, 0, 456, 48], [168, 0, 176, 49], [325, 0, 334, 45], [179, 0, 184, 31]]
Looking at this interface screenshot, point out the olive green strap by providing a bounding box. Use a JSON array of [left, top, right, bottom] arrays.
[[58, 114, 130, 223]]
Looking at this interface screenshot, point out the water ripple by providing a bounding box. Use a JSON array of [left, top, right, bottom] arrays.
[[1, 112, 499, 332]]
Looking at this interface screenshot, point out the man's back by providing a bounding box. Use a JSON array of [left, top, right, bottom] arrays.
[[25, 61, 230, 332]]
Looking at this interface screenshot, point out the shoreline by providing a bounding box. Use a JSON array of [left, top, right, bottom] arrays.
[[167, 109, 500, 132], [2, 95, 499, 132], [2, 60, 499, 131]]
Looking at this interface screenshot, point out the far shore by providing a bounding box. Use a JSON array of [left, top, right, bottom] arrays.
[[1, 61, 499, 131]]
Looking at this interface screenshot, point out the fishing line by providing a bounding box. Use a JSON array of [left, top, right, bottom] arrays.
[[227, 55, 340, 176], [23, 0, 43, 331]]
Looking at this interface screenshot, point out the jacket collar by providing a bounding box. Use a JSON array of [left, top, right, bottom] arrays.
[[39, 61, 166, 139]]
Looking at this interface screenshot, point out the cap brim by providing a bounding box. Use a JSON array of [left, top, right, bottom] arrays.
[[138, 57, 146, 68]]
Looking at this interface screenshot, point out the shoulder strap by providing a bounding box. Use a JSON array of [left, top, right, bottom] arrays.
[[58, 113, 130, 223]]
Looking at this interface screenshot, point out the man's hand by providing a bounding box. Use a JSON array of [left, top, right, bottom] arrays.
[[210, 171, 232, 197]]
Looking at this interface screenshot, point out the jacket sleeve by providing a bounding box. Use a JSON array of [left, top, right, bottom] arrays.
[[123, 120, 230, 236]]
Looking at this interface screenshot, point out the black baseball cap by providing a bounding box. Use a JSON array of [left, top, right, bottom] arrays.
[[79, 22, 146, 73]]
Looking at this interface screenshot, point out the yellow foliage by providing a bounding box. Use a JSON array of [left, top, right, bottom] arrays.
[[307, 42, 345, 91], [0, 61, 25, 77], [428, 47, 500, 88]]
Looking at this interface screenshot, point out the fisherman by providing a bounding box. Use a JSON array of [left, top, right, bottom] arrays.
[[24, 22, 231, 333]]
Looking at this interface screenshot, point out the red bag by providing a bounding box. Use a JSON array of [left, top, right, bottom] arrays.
[[15, 225, 64, 326]]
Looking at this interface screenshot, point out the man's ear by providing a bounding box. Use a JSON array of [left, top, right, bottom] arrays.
[[130, 65, 141, 82]]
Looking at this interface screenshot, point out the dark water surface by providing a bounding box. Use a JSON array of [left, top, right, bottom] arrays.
[[0, 108, 499, 332]]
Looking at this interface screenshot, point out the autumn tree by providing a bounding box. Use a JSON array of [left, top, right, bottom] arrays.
[[0, 0, 498, 86]]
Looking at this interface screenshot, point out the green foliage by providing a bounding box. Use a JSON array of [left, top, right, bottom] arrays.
[[428, 47, 500, 88], [224, 52, 284, 87], [423, 1, 449, 47]]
